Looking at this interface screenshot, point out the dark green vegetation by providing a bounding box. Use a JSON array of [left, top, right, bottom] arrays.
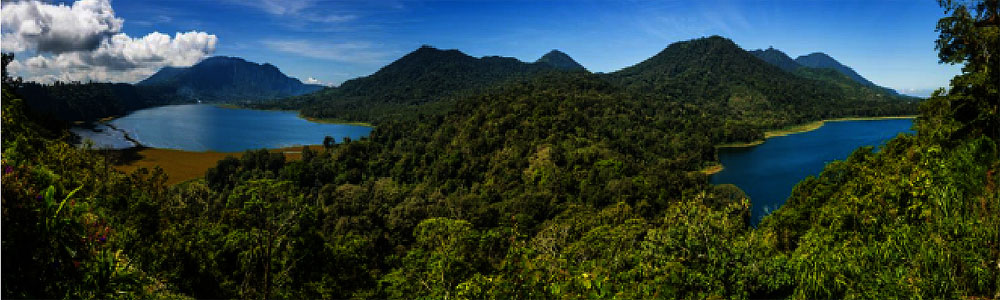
[[2, 1, 997, 299], [749, 47, 802, 72], [750, 47, 903, 96], [138, 56, 323, 103], [0, 55, 183, 123], [795, 53, 882, 88], [14, 81, 182, 123], [255, 45, 571, 122], [607, 36, 916, 141], [536, 49, 587, 71], [265, 36, 916, 129]]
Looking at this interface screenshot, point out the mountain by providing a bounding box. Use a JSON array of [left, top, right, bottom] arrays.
[[259, 45, 563, 122], [138, 56, 323, 102], [535, 50, 586, 71], [749, 47, 802, 72], [747, 48, 903, 97], [793, 52, 898, 94], [609, 36, 839, 104], [607, 36, 916, 128]]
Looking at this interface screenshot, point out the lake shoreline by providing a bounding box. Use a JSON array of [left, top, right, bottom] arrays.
[[216, 104, 375, 127], [715, 115, 917, 149], [703, 115, 916, 176]]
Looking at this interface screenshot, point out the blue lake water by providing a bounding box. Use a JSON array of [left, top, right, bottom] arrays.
[[72, 104, 373, 152], [710, 118, 914, 224]]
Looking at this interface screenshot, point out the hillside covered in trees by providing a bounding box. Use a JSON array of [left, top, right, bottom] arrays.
[[254, 45, 571, 122], [2, 1, 997, 299], [259, 36, 918, 136], [749, 47, 903, 97]]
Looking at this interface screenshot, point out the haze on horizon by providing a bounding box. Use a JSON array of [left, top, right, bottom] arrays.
[[2, 0, 961, 97]]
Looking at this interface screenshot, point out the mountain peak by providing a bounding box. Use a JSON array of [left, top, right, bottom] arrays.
[[794, 52, 880, 88], [137, 56, 323, 102], [749, 47, 802, 72], [536, 49, 586, 71]]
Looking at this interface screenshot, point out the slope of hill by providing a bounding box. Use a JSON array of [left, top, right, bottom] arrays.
[[535, 49, 586, 70], [794, 52, 899, 95], [749, 47, 802, 72], [138, 56, 323, 102], [15, 81, 184, 123], [748, 48, 906, 98], [258, 45, 564, 122], [606, 36, 916, 132]]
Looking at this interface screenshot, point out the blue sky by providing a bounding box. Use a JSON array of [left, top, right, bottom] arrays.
[[6, 0, 963, 97]]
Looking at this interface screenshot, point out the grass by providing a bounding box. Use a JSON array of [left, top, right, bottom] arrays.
[[110, 145, 325, 185]]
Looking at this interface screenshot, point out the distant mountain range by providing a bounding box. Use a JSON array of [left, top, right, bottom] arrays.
[[748, 47, 801, 72], [20, 36, 914, 125], [250, 36, 915, 124], [257, 45, 581, 121], [749, 47, 899, 95], [138, 56, 323, 102], [536, 50, 586, 71]]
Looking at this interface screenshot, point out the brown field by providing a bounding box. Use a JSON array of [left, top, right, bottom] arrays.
[[700, 163, 724, 175], [109, 145, 324, 185]]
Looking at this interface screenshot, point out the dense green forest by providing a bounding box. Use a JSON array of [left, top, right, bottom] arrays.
[[255, 36, 917, 129], [536, 50, 588, 71], [749, 47, 903, 97], [8, 72, 184, 123], [253, 45, 566, 122], [2, 1, 997, 299]]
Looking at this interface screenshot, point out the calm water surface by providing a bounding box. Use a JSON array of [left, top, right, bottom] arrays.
[[73, 104, 372, 152], [711, 118, 914, 224]]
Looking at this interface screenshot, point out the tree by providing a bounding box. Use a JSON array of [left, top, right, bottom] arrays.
[[934, 0, 999, 138]]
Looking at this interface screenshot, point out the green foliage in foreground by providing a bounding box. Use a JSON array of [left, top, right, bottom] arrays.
[[2, 1, 998, 298]]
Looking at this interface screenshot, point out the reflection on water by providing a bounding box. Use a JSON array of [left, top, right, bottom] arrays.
[[72, 104, 373, 152], [70, 124, 138, 149]]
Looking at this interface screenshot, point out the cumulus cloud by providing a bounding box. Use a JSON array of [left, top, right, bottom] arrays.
[[1, 0, 217, 83]]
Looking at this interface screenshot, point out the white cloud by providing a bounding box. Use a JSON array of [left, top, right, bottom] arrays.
[[1, 0, 217, 83], [1, 0, 123, 53], [303, 77, 335, 87], [262, 39, 393, 64]]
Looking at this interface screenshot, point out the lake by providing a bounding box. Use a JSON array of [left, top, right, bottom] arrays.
[[710, 118, 915, 224], [72, 104, 373, 152]]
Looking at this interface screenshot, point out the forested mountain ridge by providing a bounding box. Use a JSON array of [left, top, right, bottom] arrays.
[[254, 45, 569, 122], [137, 56, 324, 102], [14, 81, 185, 123], [749, 47, 802, 72], [4, 1, 994, 298], [536, 49, 587, 71], [262, 36, 917, 131], [606, 36, 916, 134], [750, 47, 904, 97], [794, 52, 901, 95]]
